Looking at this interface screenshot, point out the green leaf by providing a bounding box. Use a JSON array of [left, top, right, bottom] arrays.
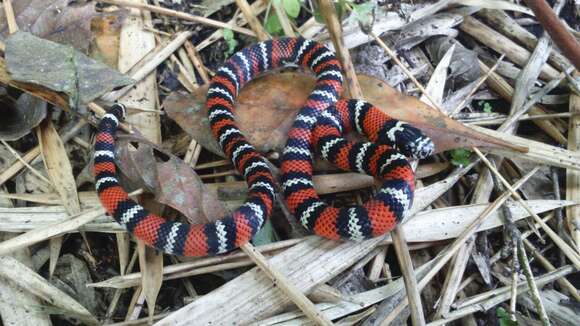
[[252, 220, 279, 246], [496, 307, 518, 326], [352, 2, 375, 25], [450, 148, 472, 167], [336, 0, 347, 19], [314, 8, 324, 23], [265, 14, 283, 35], [283, 0, 301, 18], [222, 28, 237, 56], [483, 101, 493, 113]]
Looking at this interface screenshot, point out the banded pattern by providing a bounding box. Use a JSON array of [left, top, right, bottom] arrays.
[[95, 37, 434, 256], [297, 99, 434, 240], [281, 92, 435, 240], [94, 37, 343, 256]]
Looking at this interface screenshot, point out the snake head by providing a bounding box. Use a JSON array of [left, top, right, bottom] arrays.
[[109, 103, 127, 121]]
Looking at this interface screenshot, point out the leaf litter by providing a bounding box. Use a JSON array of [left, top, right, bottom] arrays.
[[0, 1, 579, 325]]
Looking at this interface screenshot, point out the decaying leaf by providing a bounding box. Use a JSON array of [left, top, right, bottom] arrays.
[[0, 0, 100, 52], [51, 254, 99, 314], [0, 93, 46, 141], [5, 32, 133, 107], [90, 13, 127, 68], [165, 72, 525, 155], [114, 136, 228, 224]]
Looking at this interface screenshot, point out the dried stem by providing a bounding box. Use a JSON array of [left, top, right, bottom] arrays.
[[234, 0, 269, 41], [472, 147, 580, 268], [240, 243, 333, 325], [98, 0, 256, 36], [516, 239, 551, 326], [522, 0, 580, 69]]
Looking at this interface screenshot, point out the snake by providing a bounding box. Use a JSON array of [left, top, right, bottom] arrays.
[[94, 37, 434, 257]]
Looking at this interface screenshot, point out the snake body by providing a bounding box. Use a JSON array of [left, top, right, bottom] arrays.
[[94, 37, 434, 257]]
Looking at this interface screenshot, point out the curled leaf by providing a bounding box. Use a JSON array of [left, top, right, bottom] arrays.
[[0, 93, 46, 141]]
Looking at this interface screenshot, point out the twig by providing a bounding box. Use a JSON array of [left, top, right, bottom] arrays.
[[522, 0, 580, 69], [184, 41, 210, 84], [271, 0, 295, 37], [3, 0, 18, 33], [234, 0, 269, 41], [241, 243, 333, 326], [101, 31, 194, 102], [392, 229, 426, 325], [318, 0, 363, 98], [509, 247, 519, 322], [516, 239, 551, 326], [370, 32, 442, 110], [566, 72, 580, 250], [98, 0, 256, 37], [450, 54, 506, 116], [0, 140, 53, 187], [471, 147, 580, 268]]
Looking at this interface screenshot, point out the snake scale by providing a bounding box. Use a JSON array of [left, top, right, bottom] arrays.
[[94, 37, 434, 257]]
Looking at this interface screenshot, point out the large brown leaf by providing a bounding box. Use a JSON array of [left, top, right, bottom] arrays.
[[165, 72, 525, 155]]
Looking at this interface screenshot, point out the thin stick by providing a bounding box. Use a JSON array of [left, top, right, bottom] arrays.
[[523, 0, 580, 69], [370, 31, 442, 110], [472, 147, 580, 268], [0, 140, 53, 186], [101, 31, 194, 103], [517, 239, 551, 326], [240, 243, 334, 326], [98, 0, 256, 37], [450, 54, 505, 116], [271, 0, 295, 37], [234, 0, 269, 41], [3, 0, 18, 33], [392, 228, 426, 325], [318, 0, 363, 98], [184, 41, 210, 84]]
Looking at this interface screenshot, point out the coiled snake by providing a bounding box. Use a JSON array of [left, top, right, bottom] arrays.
[[94, 37, 434, 256]]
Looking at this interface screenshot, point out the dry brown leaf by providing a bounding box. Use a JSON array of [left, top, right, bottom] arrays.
[[0, 255, 99, 325], [0, 0, 101, 52], [165, 72, 525, 156], [90, 13, 126, 68], [115, 135, 228, 224], [0, 93, 46, 141], [37, 117, 82, 277]]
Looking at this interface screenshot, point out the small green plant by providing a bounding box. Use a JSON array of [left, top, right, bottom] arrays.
[[222, 28, 238, 56], [482, 101, 493, 113], [265, 14, 283, 35], [449, 148, 471, 167], [314, 0, 375, 25], [265, 0, 301, 35], [283, 0, 301, 18], [496, 307, 518, 326]]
